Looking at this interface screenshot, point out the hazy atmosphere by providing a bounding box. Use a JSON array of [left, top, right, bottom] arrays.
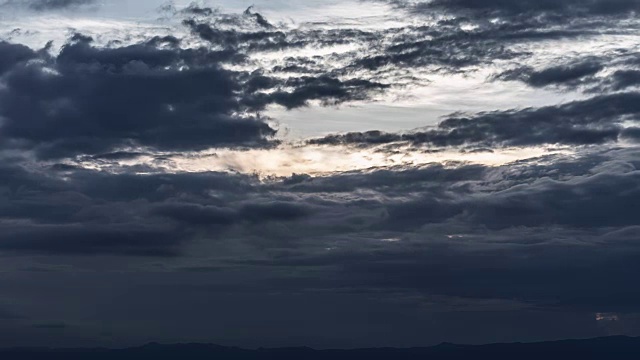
[[1, 0, 640, 349]]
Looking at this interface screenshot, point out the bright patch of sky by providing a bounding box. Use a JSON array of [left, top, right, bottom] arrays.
[[66, 144, 566, 177], [3, 0, 639, 175]]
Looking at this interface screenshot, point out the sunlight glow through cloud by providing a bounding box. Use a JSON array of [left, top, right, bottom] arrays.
[[71, 144, 565, 177]]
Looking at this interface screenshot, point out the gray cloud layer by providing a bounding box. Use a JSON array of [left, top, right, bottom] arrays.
[[310, 92, 640, 148], [1, 1, 640, 347], [1, 147, 640, 314]]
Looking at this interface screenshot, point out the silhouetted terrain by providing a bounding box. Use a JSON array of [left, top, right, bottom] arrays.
[[2, 336, 640, 359]]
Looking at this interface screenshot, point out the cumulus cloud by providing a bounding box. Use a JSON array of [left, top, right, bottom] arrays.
[[0, 35, 275, 158], [0, 14, 389, 159]]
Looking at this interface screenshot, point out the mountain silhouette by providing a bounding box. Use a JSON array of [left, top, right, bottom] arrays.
[[2, 336, 640, 359]]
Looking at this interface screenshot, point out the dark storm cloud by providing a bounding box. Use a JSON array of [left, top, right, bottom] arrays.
[[0, 158, 316, 257], [151, 203, 238, 226], [27, 0, 95, 10], [310, 92, 640, 148], [0, 35, 274, 158], [73, 148, 620, 317], [335, 13, 619, 77], [31, 322, 67, 329], [0, 161, 247, 256], [242, 75, 390, 110], [488, 49, 640, 93], [2, 2, 640, 346], [3, 145, 640, 318], [151, 201, 312, 225], [1, 0, 96, 11], [353, 0, 640, 77], [0, 55, 376, 157], [182, 19, 287, 50], [305, 233, 640, 313], [495, 59, 603, 88], [89, 151, 149, 161], [0, 22, 389, 159], [262, 149, 640, 234], [181, 4, 214, 17], [0, 41, 36, 75], [0, 307, 24, 320], [220, 149, 640, 313], [278, 162, 487, 194], [384, 165, 640, 230], [179, 4, 274, 29], [621, 127, 640, 141], [182, 17, 379, 53], [408, 0, 640, 17], [0, 223, 185, 257], [244, 6, 274, 29], [174, 2, 616, 92], [596, 70, 640, 92], [346, 24, 527, 73]]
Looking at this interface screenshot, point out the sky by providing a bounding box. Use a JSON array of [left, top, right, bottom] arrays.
[[1, 0, 640, 349]]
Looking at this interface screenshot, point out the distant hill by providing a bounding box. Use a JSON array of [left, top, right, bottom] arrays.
[[2, 336, 640, 359]]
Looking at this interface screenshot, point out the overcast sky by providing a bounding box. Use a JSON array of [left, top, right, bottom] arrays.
[[1, 0, 640, 349]]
